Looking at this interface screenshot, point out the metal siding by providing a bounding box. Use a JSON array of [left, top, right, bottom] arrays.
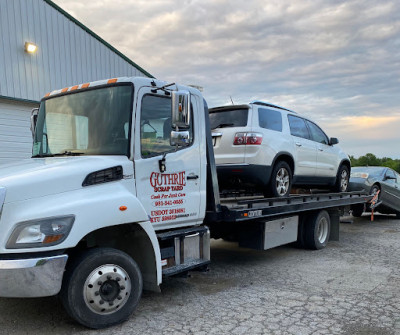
[[0, 0, 149, 103], [0, 0, 150, 164], [0, 1, 8, 96], [69, 22, 77, 84]]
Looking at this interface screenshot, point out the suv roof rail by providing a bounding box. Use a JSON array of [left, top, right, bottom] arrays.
[[250, 100, 296, 113]]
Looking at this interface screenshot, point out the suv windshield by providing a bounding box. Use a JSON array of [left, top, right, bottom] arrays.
[[209, 108, 248, 129], [33, 85, 133, 157]]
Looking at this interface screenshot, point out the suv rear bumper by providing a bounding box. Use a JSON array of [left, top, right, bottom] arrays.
[[0, 254, 68, 297], [216, 164, 272, 189]]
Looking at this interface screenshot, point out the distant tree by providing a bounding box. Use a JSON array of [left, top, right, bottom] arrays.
[[351, 153, 400, 173]]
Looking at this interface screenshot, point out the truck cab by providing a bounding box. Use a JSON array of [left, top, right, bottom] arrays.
[[0, 77, 210, 328]]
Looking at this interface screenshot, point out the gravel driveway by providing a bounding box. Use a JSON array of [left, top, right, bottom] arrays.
[[1, 214, 399, 335]]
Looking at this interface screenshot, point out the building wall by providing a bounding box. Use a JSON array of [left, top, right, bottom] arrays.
[[0, 0, 151, 102], [0, 0, 152, 163]]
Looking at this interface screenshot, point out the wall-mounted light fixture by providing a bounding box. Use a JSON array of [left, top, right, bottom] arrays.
[[24, 42, 38, 54]]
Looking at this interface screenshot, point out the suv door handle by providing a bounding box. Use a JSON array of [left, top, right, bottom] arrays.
[[295, 142, 302, 147], [187, 174, 199, 180], [318, 148, 323, 151]]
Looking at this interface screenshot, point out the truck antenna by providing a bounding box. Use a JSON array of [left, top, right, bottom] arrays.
[[230, 96, 234, 105]]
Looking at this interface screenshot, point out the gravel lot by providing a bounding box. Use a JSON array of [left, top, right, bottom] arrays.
[[1, 214, 400, 335]]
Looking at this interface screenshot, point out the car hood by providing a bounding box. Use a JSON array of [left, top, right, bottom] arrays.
[[0, 156, 129, 203]]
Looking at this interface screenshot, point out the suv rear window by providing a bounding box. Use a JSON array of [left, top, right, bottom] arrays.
[[258, 108, 282, 132], [209, 109, 248, 129]]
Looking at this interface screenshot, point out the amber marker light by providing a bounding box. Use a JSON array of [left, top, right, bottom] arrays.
[[119, 206, 127, 211], [81, 83, 90, 89], [43, 235, 63, 244], [108, 78, 118, 84]]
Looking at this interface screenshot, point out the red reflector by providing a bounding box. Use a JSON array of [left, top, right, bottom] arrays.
[[232, 169, 243, 173]]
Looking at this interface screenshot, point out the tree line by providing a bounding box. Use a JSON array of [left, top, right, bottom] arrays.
[[350, 153, 400, 173]]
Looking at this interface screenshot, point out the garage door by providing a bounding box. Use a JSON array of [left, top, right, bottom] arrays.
[[0, 100, 38, 165]]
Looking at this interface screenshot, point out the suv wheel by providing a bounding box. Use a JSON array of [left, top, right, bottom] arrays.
[[269, 161, 292, 197], [333, 165, 349, 192]]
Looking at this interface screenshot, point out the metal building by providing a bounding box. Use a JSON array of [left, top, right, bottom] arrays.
[[0, 0, 152, 164]]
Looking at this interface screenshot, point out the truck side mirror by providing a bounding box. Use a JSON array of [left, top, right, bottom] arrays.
[[30, 108, 39, 138], [171, 91, 190, 129], [329, 137, 339, 145]]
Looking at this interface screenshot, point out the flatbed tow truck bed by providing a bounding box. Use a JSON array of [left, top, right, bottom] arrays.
[[204, 191, 372, 251]]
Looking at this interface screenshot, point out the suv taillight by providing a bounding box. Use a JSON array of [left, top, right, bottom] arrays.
[[233, 132, 263, 145]]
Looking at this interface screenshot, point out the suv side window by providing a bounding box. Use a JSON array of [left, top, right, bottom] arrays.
[[258, 108, 282, 132], [140, 94, 193, 158], [306, 120, 329, 145], [288, 115, 310, 139]]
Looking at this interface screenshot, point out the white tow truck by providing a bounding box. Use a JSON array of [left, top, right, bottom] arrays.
[[0, 77, 370, 328]]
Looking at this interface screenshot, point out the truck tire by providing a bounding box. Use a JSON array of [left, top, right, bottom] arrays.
[[269, 161, 292, 197], [60, 247, 143, 329], [304, 210, 331, 250]]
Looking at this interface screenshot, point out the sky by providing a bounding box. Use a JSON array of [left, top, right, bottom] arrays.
[[53, 0, 400, 158]]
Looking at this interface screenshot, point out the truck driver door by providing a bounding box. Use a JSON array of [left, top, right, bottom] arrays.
[[134, 88, 202, 230]]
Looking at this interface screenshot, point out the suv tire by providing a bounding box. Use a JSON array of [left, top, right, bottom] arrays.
[[333, 165, 349, 192], [269, 161, 292, 197]]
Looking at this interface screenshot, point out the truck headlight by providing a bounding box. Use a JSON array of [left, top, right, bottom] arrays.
[[6, 215, 75, 249]]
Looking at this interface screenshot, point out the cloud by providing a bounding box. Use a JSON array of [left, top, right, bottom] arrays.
[[53, 0, 400, 158]]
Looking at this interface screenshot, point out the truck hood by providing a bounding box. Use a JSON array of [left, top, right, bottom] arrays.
[[0, 156, 130, 203]]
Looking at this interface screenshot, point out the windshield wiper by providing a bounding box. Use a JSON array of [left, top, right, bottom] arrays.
[[32, 154, 55, 158], [52, 151, 85, 156], [212, 123, 234, 129]]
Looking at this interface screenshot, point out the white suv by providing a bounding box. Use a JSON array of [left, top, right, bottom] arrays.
[[209, 101, 350, 197]]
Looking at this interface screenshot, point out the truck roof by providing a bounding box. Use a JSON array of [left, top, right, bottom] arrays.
[[42, 77, 201, 101]]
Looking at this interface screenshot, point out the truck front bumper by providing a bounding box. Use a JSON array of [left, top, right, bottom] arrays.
[[0, 254, 68, 297]]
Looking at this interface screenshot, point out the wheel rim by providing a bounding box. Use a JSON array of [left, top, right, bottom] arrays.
[[275, 167, 290, 196], [340, 169, 348, 192], [84, 264, 131, 315], [316, 217, 329, 243]]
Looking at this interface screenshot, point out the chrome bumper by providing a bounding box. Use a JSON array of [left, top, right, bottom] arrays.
[[0, 254, 68, 297]]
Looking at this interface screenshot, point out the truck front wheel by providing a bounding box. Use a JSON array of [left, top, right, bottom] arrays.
[[60, 247, 143, 329]]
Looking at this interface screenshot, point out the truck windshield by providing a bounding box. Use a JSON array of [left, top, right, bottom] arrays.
[[33, 85, 133, 157]]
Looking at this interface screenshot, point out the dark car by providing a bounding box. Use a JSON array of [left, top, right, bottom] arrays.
[[348, 166, 400, 218]]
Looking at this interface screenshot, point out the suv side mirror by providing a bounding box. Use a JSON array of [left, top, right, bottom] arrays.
[[329, 137, 339, 145], [171, 91, 190, 129], [384, 175, 396, 181], [30, 108, 39, 138]]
